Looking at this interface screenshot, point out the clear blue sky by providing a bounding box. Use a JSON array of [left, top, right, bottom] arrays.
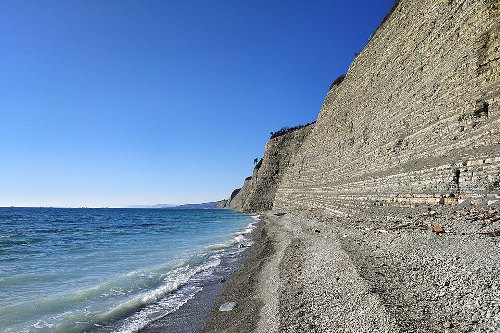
[[0, 0, 394, 207]]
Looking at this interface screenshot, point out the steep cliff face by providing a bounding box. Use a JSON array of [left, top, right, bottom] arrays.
[[226, 183, 246, 210], [272, 0, 500, 214], [227, 124, 314, 212]]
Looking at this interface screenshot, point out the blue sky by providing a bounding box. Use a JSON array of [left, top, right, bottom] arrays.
[[0, 0, 394, 207]]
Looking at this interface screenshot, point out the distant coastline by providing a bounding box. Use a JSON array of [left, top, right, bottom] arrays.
[[125, 201, 227, 209]]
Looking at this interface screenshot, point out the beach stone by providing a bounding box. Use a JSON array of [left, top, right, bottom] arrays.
[[432, 225, 445, 234], [219, 302, 237, 312]]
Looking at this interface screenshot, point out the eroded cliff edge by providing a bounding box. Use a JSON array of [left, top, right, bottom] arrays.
[[227, 0, 500, 214], [226, 124, 314, 212]]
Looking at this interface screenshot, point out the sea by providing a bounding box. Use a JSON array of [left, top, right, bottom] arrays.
[[0, 208, 257, 333]]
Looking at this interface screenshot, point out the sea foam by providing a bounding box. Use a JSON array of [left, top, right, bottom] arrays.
[[0, 208, 255, 333]]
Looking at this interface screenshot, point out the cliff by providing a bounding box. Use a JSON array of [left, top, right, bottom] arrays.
[[226, 124, 314, 212], [228, 0, 500, 214]]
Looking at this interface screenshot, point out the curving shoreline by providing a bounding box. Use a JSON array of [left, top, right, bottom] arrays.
[[199, 220, 272, 333], [137, 250, 246, 333]]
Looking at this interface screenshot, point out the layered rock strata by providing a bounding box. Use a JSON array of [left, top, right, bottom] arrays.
[[272, 0, 500, 214], [226, 124, 313, 212]]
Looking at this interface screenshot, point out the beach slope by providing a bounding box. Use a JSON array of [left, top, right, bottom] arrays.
[[202, 206, 500, 332]]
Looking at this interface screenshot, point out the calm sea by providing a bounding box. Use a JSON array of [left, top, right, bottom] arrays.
[[0, 208, 257, 333]]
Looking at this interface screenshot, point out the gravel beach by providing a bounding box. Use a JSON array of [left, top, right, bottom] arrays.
[[201, 203, 500, 332]]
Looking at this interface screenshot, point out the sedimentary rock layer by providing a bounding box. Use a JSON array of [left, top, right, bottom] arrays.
[[273, 0, 500, 213], [227, 124, 313, 212]]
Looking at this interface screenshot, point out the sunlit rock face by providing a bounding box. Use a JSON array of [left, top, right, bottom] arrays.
[[230, 0, 500, 214], [273, 0, 500, 213], [227, 124, 314, 212]]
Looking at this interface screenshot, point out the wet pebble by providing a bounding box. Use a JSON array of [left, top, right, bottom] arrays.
[[219, 302, 237, 312]]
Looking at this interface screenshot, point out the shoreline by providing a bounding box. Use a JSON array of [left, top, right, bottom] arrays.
[[139, 217, 261, 333], [138, 246, 248, 333], [200, 204, 500, 332], [199, 219, 273, 333]]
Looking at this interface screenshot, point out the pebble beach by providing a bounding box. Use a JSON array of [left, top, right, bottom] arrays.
[[200, 203, 500, 332]]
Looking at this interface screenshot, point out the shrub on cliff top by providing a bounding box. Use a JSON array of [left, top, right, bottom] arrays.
[[254, 158, 263, 169], [270, 121, 315, 139], [381, 0, 400, 27], [229, 188, 241, 200], [370, 0, 400, 41], [329, 74, 346, 90]]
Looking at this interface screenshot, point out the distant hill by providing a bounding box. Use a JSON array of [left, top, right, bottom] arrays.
[[174, 201, 222, 209], [124, 204, 176, 209], [125, 201, 226, 209]]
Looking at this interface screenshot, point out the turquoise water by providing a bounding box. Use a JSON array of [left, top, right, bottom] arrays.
[[0, 208, 257, 333]]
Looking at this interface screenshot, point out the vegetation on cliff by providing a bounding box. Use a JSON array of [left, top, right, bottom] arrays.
[[329, 74, 346, 90], [270, 121, 316, 139]]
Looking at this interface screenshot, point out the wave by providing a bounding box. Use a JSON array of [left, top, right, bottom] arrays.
[[0, 209, 258, 333], [113, 219, 260, 332], [251, 214, 260, 221], [233, 216, 259, 246], [113, 259, 221, 333], [1, 255, 223, 332], [207, 216, 259, 251], [206, 242, 233, 251]]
